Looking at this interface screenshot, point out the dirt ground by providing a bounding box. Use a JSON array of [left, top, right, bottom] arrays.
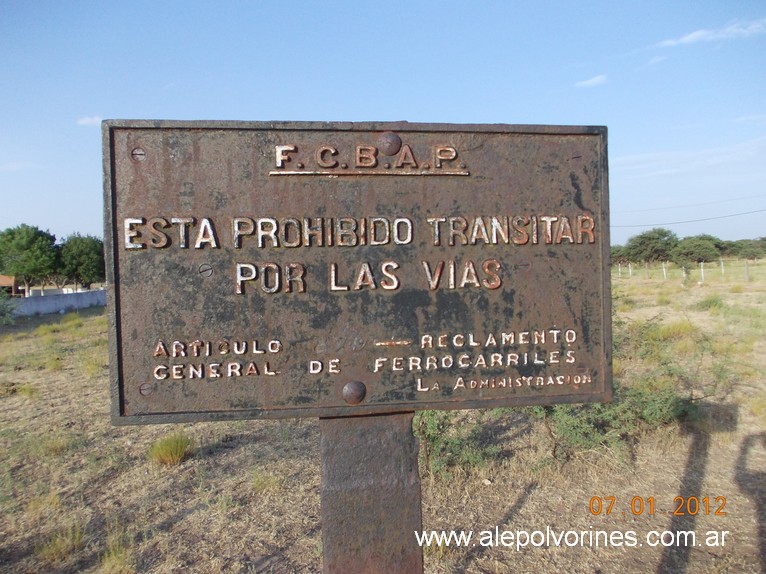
[[0, 270, 765, 573]]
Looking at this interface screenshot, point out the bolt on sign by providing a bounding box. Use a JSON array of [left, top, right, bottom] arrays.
[[103, 121, 612, 424]]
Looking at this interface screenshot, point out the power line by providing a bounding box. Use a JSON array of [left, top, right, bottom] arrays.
[[618, 193, 766, 214], [613, 208, 766, 228]]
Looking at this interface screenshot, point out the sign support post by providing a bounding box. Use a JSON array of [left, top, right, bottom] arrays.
[[320, 412, 422, 573]]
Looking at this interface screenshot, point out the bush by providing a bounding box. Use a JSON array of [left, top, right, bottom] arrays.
[[528, 378, 697, 460], [0, 290, 15, 325], [671, 236, 720, 267]]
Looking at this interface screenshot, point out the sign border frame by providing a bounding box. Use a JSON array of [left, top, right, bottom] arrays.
[[103, 120, 612, 425]]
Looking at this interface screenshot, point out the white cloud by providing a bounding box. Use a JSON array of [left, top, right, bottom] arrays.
[[77, 115, 102, 126], [656, 18, 766, 47], [612, 136, 766, 182], [574, 74, 607, 88]]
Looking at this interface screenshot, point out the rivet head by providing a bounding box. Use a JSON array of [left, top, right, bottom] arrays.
[[377, 132, 402, 156], [342, 381, 366, 405]]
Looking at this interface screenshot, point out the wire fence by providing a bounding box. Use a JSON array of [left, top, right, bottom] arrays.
[[611, 259, 763, 285]]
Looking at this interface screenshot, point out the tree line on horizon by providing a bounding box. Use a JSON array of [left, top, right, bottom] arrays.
[[612, 228, 765, 266], [0, 224, 105, 296]]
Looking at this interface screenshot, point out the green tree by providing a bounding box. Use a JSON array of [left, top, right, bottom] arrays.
[[728, 239, 763, 261], [738, 243, 762, 261], [47, 243, 68, 289], [60, 234, 105, 289], [611, 245, 628, 264], [671, 236, 720, 267], [691, 234, 726, 253], [0, 224, 57, 295], [623, 228, 679, 262]]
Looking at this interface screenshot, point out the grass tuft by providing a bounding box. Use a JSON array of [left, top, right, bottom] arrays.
[[25, 491, 62, 523], [252, 469, 283, 494], [34, 323, 61, 337], [17, 383, 37, 397], [615, 296, 637, 312], [46, 355, 63, 371], [694, 294, 726, 312], [657, 319, 698, 341], [35, 521, 85, 563], [60, 312, 84, 329], [101, 525, 134, 574], [31, 431, 80, 457], [82, 351, 106, 378], [414, 411, 499, 478], [149, 432, 195, 465]]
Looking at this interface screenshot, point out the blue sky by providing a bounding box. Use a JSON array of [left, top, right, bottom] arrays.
[[1, 1, 764, 246]]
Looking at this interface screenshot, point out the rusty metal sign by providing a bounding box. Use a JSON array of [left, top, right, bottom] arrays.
[[103, 121, 611, 423]]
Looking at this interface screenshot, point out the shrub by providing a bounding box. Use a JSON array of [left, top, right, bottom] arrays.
[[0, 290, 15, 325], [528, 378, 697, 461]]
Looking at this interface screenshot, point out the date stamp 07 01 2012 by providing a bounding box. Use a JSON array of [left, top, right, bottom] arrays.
[[589, 496, 727, 517]]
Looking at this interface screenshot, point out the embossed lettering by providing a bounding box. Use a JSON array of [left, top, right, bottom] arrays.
[[433, 146, 457, 168], [316, 146, 339, 168], [356, 145, 378, 168], [235, 262, 307, 294], [275, 144, 297, 167]]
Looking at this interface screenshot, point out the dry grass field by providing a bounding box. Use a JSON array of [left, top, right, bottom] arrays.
[[1, 261, 765, 573]]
